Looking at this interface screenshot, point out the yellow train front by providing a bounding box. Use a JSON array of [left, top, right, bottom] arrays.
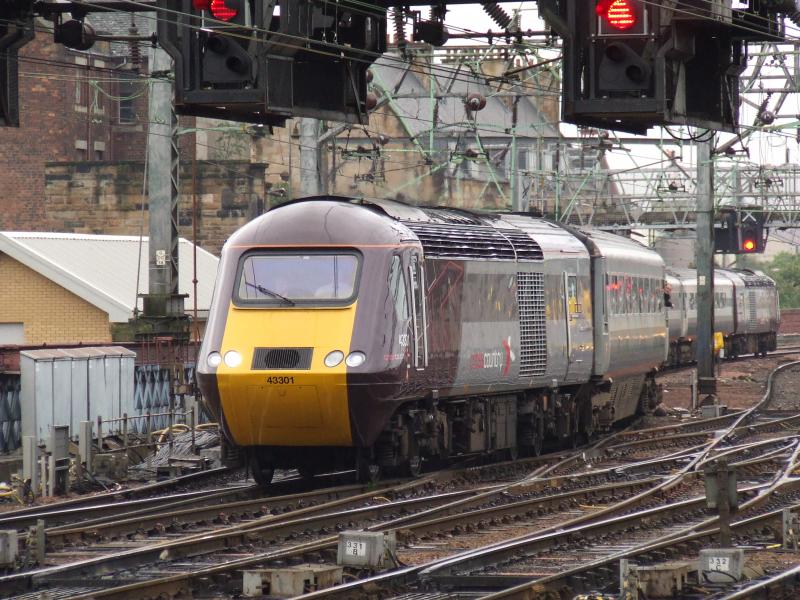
[[197, 198, 416, 484]]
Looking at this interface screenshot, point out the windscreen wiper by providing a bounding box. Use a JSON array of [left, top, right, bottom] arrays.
[[245, 281, 295, 306]]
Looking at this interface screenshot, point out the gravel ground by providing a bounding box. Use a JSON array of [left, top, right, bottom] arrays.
[[658, 353, 800, 412], [764, 363, 800, 410]]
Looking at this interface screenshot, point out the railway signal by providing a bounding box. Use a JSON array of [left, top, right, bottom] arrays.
[[158, 0, 384, 126], [595, 0, 651, 96], [556, 0, 785, 133], [714, 208, 767, 254], [739, 219, 765, 254], [596, 0, 646, 36], [194, 0, 253, 87]]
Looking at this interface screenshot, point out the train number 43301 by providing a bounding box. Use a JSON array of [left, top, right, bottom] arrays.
[[266, 376, 294, 384]]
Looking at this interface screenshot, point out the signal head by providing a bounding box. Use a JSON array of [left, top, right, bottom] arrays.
[[596, 0, 646, 36]]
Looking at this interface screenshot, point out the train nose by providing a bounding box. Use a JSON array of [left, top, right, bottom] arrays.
[[214, 343, 355, 447]]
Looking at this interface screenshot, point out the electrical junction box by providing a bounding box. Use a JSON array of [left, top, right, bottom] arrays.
[[242, 564, 342, 597], [337, 530, 396, 568], [636, 562, 691, 597], [699, 548, 745, 583], [0, 530, 18, 569], [701, 404, 728, 419]]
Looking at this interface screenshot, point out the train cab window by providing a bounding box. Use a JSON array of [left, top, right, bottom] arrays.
[[235, 252, 361, 305], [388, 256, 410, 321]]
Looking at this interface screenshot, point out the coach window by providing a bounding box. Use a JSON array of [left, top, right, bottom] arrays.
[[650, 279, 657, 312], [625, 276, 632, 314], [567, 275, 579, 315], [635, 277, 643, 313]]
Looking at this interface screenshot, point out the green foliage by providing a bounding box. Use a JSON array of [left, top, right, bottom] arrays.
[[765, 252, 800, 309]]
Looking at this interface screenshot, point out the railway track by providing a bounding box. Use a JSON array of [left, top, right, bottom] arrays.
[[4, 357, 797, 599], [0, 412, 741, 598], [8, 393, 796, 599], [283, 360, 800, 599], [0, 467, 243, 529]]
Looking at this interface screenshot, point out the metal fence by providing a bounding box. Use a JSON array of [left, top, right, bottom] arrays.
[[0, 374, 21, 454], [132, 364, 201, 431]]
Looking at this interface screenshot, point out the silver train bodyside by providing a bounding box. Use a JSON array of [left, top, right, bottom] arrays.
[[665, 267, 780, 365]]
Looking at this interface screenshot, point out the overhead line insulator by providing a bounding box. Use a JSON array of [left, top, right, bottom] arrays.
[[481, 2, 513, 31]]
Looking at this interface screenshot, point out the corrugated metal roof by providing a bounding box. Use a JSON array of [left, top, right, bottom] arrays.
[[0, 233, 218, 322], [20, 346, 136, 360]]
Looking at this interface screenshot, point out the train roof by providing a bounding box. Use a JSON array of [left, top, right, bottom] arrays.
[[666, 267, 776, 288], [243, 196, 659, 264]]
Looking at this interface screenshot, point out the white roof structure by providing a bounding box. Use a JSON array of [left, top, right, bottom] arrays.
[[0, 232, 219, 322]]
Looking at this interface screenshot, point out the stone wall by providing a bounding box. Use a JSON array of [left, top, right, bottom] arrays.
[[44, 161, 267, 255]]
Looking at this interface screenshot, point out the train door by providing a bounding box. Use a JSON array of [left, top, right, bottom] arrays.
[[737, 291, 746, 332], [680, 286, 688, 338], [563, 272, 578, 380], [409, 254, 428, 369]]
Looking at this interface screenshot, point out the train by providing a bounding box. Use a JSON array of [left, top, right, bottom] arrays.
[[665, 267, 779, 365], [196, 196, 780, 485]]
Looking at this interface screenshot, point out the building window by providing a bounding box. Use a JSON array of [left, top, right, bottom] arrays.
[[118, 73, 138, 124], [0, 323, 24, 345]]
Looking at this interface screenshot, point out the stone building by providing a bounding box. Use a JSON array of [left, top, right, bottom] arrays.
[[3, 24, 617, 258]]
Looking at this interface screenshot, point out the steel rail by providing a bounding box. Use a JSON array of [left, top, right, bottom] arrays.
[[58, 435, 782, 599], [44, 481, 382, 548], [0, 483, 256, 531], [0, 466, 236, 526], [290, 362, 800, 599]]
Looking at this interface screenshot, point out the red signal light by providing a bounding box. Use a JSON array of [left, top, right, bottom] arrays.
[[742, 239, 756, 252], [597, 0, 638, 31], [192, 0, 211, 9], [210, 0, 237, 21]]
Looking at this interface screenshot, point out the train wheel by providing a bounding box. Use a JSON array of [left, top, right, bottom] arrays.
[[530, 415, 544, 456], [356, 452, 382, 484], [251, 458, 275, 487], [406, 454, 422, 478], [400, 424, 422, 477]]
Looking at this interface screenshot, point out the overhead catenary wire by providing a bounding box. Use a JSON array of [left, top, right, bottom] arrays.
[[7, 2, 800, 213]]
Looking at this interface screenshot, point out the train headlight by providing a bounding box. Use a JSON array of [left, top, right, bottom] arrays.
[[324, 350, 344, 367], [223, 350, 242, 368], [207, 352, 222, 368], [345, 351, 366, 367]]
